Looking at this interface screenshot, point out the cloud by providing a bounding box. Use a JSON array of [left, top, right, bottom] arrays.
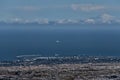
[[56, 19, 78, 24], [84, 19, 95, 24], [71, 4, 105, 12], [34, 19, 49, 24], [100, 13, 115, 23]]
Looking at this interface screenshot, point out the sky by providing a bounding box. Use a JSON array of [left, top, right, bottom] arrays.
[[0, 0, 120, 21]]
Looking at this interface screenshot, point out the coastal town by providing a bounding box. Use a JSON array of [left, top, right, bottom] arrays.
[[0, 56, 120, 80]]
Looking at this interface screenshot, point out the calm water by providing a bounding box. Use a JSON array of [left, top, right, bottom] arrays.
[[0, 24, 120, 60]]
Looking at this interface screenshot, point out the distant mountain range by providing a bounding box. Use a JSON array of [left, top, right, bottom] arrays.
[[0, 14, 120, 25]]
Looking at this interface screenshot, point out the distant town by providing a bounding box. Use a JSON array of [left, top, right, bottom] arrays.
[[1, 55, 120, 66]]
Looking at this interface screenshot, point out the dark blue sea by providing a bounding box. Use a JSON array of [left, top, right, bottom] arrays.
[[0, 24, 120, 60]]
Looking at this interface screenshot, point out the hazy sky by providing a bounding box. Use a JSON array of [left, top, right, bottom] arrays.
[[0, 0, 120, 21]]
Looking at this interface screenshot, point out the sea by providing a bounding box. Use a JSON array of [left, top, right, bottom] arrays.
[[0, 24, 120, 60]]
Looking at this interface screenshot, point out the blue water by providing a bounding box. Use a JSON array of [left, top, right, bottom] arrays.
[[0, 24, 120, 60]]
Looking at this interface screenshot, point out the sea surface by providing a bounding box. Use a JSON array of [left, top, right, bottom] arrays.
[[0, 24, 120, 60]]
